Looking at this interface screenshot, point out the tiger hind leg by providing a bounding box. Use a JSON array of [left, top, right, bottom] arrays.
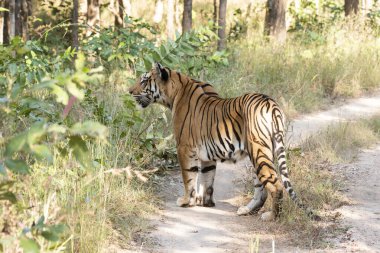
[[257, 165, 284, 221], [196, 161, 216, 207], [237, 173, 268, 215]]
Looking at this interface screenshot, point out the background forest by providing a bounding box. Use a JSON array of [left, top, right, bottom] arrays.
[[0, 0, 380, 252]]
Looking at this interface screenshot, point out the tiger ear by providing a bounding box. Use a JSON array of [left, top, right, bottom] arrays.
[[154, 62, 169, 82]]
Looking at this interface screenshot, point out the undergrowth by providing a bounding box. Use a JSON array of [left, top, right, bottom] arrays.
[[206, 21, 380, 118], [278, 116, 380, 246]]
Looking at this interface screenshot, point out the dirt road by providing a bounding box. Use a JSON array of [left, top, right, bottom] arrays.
[[138, 93, 380, 253], [330, 145, 380, 252]]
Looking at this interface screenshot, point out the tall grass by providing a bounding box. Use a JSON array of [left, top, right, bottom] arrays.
[[205, 23, 380, 117], [0, 70, 161, 252], [278, 116, 380, 246]]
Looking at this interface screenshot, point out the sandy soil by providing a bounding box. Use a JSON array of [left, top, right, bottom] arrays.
[[328, 146, 380, 253], [126, 92, 380, 253]]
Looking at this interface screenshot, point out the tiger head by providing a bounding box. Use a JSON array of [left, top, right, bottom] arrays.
[[129, 63, 172, 109]]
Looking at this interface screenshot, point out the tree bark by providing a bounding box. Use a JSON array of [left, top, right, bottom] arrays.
[[217, 0, 227, 51], [2, 0, 9, 44], [87, 0, 99, 36], [153, 0, 164, 23], [175, 0, 181, 33], [167, 0, 175, 39], [21, 0, 29, 40], [344, 0, 359, 16], [115, 0, 124, 27], [0, 0, 4, 44], [9, 0, 14, 38], [182, 0, 192, 33], [123, 0, 131, 16], [14, 0, 21, 36], [72, 0, 79, 54], [264, 0, 286, 43], [362, 0, 372, 16], [213, 0, 217, 28]]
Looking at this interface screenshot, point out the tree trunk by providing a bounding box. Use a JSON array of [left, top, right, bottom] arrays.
[[153, 0, 164, 23], [182, 0, 192, 33], [115, 0, 124, 27], [213, 0, 217, 28], [362, 0, 372, 16], [123, 0, 131, 16], [175, 0, 181, 33], [0, 0, 4, 44], [2, 0, 9, 44], [167, 0, 175, 39], [344, 0, 359, 16], [264, 0, 286, 43], [9, 0, 14, 38], [14, 0, 21, 36], [217, 0, 227, 51], [72, 0, 79, 54], [21, 0, 29, 40], [87, 0, 99, 36]]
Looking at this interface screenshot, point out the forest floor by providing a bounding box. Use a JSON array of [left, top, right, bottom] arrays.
[[124, 93, 380, 253]]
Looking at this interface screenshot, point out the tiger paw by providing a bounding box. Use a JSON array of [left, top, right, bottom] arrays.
[[261, 211, 276, 221], [176, 196, 190, 207], [237, 206, 251, 216]]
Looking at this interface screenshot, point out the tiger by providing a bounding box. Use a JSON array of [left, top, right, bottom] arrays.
[[128, 63, 320, 221]]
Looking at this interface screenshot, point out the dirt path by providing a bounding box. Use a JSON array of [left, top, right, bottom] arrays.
[[329, 145, 380, 252], [139, 93, 380, 253]]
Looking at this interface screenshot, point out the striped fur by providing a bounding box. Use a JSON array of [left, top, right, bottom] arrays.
[[129, 63, 319, 220]]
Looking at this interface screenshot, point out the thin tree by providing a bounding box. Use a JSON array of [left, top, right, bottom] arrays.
[[213, 0, 217, 29], [115, 0, 124, 27], [72, 0, 79, 52], [264, 0, 286, 43], [345, 0, 359, 16], [9, 0, 14, 38], [362, 0, 373, 16], [0, 6, 2, 44], [167, 0, 175, 39], [182, 0, 192, 33], [87, 0, 100, 36], [217, 0, 227, 51], [21, 0, 30, 40], [153, 0, 164, 23]]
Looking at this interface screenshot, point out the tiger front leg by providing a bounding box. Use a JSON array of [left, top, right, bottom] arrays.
[[176, 146, 199, 207], [196, 161, 216, 207]]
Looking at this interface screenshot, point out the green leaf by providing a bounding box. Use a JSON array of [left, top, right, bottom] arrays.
[[27, 122, 46, 146], [8, 63, 17, 76], [41, 224, 65, 241], [49, 224, 66, 234], [4, 159, 30, 174], [143, 57, 152, 71], [0, 7, 9, 12], [19, 237, 40, 253], [75, 53, 85, 70], [5, 133, 27, 157], [36, 215, 45, 227], [34, 79, 57, 89], [51, 84, 69, 105], [0, 191, 17, 203], [66, 81, 85, 100], [32, 145, 53, 163], [70, 121, 108, 139], [41, 231, 59, 242], [68, 136, 91, 168]]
